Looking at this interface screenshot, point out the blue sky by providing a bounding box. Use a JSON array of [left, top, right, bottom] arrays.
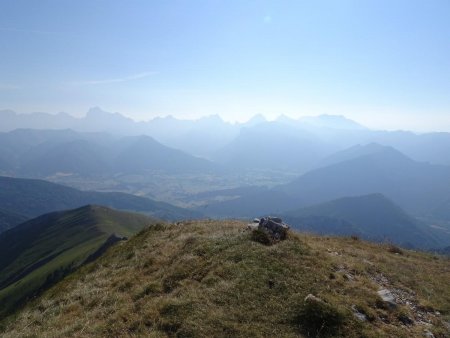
[[1, 0, 450, 131]]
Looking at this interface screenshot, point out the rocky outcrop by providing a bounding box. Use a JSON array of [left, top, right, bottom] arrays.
[[249, 217, 289, 244]]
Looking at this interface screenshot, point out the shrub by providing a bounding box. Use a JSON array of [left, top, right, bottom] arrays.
[[387, 244, 403, 255], [250, 228, 273, 245], [292, 296, 348, 337]]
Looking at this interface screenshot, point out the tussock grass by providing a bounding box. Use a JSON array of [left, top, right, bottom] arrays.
[[1, 220, 449, 337]]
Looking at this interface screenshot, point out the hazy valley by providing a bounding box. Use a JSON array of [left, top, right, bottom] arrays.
[[0, 108, 450, 337], [2, 2, 450, 335]]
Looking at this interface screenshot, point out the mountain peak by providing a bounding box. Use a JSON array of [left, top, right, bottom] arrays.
[[86, 107, 133, 121], [244, 114, 267, 126], [299, 114, 366, 130], [86, 106, 108, 116], [275, 114, 297, 123], [198, 114, 224, 122], [317, 143, 412, 169]]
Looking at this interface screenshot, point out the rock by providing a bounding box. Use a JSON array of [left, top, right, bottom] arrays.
[[247, 218, 261, 230], [327, 249, 340, 256], [377, 289, 396, 307], [343, 273, 354, 281], [351, 305, 367, 322], [424, 329, 435, 338], [304, 294, 323, 303], [258, 216, 289, 241], [247, 223, 259, 230]]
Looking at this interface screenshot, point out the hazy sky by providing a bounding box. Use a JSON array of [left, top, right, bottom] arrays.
[[1, 0, 450, 131]]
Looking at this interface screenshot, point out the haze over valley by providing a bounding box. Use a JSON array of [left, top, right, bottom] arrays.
[[1, 1, 450, 337], [2, 108, 450, 249]]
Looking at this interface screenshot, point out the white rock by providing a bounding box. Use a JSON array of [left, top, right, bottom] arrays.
[[424, 329, 435, 338], [377, 289, 396, 306], [304, 294, 323, 303], [351, 305, 367, 321]]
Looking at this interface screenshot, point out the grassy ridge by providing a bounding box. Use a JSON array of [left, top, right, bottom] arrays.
[[2, 220, 449, 337], [0, 205, 157, 317]]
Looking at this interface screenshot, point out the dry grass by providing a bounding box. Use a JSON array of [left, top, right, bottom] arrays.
[[1, 220, 449, 337]]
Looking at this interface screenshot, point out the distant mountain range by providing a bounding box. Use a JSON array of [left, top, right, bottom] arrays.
[[0, 108, 241, 158], [315, 142, 390, 168], [3, 108, 450, 167], [278, 145, 450, 217], [281, 194, 450, 249], [0, 176, 200, 231], [0, 205, 156, 317], [0, 129, 216, 176], [201, 144, 450, 220], [212, 122, 338, 172], [2, 108, 450, 253]]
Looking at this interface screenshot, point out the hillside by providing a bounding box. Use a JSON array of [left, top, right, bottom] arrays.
[[315, 143, 393, 169], [1, 220, 449, 337], [0, 175, 200, 221], [199, 146, 450, 226], [196, 187, 293, 218], [430, 199, 450, 221], [212, 122, 336, 172], [278, 147, 450, 218], [0, 205, 157, 317], [282, 194, 449, 249], [0, 209, 27, 233], [0, 128, 217, 177], [20, 139, 111, 176], [112, 135, 217, 174]]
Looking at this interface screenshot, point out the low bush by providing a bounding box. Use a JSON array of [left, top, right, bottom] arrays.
[[387, 244, 403, 255], [250, 228, 273, 245], [292, 296, 348, 337]]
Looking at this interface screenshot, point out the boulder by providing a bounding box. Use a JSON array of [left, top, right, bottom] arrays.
[[258, 217, 289, 241], [377, 289, 397, 308]]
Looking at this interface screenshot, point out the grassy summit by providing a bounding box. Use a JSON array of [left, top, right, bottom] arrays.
[[1, 220, 449, 337]]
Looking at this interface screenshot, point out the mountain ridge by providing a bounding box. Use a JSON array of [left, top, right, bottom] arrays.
[[0, 175, 200, 227], [282, 193, 448, 249], [0, 205, 158, 317], [0, 129, 217, 176]]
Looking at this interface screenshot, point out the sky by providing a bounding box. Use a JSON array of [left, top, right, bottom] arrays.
[[0, 0, 450, 131]]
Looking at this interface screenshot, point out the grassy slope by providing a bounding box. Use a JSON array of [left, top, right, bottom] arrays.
[[0, 205, 157, 317], [1, 220, 449, 337]]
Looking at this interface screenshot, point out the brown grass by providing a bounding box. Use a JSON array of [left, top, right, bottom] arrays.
[[1, 220, 449, 337]]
